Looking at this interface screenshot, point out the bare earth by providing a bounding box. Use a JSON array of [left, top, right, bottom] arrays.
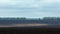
[[0, 24, 48, 27]]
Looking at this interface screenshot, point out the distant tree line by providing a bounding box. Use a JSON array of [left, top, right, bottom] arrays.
[[0, 17, 60, 20], [0, 17, 60, 25]]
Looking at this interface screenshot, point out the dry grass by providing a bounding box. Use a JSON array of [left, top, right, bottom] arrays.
[[0, 24, 48, 27]]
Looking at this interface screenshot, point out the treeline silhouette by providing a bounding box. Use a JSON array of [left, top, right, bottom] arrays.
[[0, 17, 60, 25]]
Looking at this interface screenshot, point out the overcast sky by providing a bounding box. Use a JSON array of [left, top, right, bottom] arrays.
[[0, 0, 60, 18]]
